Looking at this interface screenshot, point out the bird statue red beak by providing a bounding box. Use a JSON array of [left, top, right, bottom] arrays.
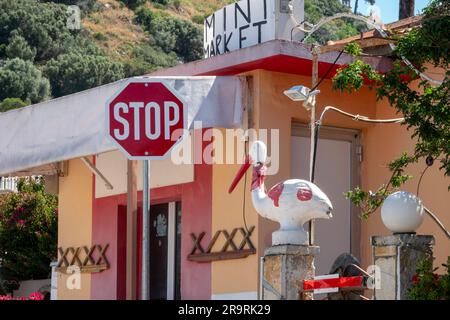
[[228, 155, 252, 193]]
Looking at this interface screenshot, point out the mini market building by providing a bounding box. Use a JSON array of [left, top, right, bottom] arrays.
[[0, 13, 448, 300]]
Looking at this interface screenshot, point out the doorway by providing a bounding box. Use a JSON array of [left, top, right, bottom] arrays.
[[136, 201, 181, 299], [291, 124, 361, 276]]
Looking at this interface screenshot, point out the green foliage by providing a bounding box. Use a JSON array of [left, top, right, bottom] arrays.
[[5, 31, 36, 61], [304, 0, 368, 45], [171, 0, 181, 10], [41, 0, 102, 13], [345, 153, 415, 219], [118, 0, 147, 9], [336, 0, 449, 217], [0, 178, 58, 294], [333, 59, 382, 92], [44, 51, 125, 97], [92, 32, 108, 41], [333, 42, 382, 92], [192, 14, 205, 25], [151, 0, 169, 6], [0, 98, 28, 113], [144, 14, 203, 62], [344, 41, 362, 56], [408, 257, 450, 300], [123, 43, 178, 77], [134, 6, 155, 30], [0, 58, 50, 104], [0, 0, 76, 62]]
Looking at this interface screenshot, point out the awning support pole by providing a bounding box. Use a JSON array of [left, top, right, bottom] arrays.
[[142, 160, 150, 300], [81, 156, 113, 190], [126, 160, 137, 300]]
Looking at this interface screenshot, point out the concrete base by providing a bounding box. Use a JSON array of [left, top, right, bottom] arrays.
[[272, 228, 309, 245], [372, 234, 435, 300], [262, 245, 319, 300]]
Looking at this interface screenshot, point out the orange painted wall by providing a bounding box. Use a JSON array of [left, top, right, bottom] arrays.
[[57, 158, 93, 299], [361, 97, 450, 271], [211, 129, 260, 297]]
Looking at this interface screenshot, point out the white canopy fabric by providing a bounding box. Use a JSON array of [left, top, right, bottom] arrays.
[[0, 76, 246, 175]]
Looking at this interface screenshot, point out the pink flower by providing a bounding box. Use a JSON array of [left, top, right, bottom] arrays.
[[28, 292, 44, 300], [17, 219, 26, 227]]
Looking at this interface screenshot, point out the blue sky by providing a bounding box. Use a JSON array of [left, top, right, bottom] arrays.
[[349, 0, 431, 23]]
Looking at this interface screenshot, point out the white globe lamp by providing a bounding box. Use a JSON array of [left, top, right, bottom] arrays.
[[381, 191, 424, 233]]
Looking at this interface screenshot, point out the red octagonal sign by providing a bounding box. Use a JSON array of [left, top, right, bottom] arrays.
[[106, 79, 187, 160]]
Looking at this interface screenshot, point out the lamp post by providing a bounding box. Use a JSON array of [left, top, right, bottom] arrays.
[[284, 84, 320, 245]]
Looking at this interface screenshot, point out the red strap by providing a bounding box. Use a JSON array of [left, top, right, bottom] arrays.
[[303, 276, 363, 291]]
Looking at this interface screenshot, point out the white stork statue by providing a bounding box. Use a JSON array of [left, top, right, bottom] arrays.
[[228, 141, 333, 245]]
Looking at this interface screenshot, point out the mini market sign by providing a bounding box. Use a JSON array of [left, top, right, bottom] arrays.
[[203, 0, 277, 58]]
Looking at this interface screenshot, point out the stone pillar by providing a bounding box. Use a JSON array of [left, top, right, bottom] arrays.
[[50, 260, 58, 300], [372, 234, 435, 300], [262, 245, 319, 300]]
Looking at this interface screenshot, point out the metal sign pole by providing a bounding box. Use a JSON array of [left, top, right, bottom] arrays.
[[309, 51, 319, 246], [142, 160, 150, 300]]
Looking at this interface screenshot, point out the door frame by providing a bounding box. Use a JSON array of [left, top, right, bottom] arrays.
[[291, 123, 362, 261], [166, 201, 176, 300]]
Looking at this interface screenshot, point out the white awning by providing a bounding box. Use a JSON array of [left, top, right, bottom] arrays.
[[0, 76, 246, 175]]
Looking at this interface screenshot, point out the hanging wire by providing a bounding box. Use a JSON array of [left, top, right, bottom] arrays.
[[424, 206, 450, 240], [310, 49, 345, 94], [311, 105, 405, 184], [290, 19, 307, 41], [416, 165, 430, 197], [242, 139, 250, 234]]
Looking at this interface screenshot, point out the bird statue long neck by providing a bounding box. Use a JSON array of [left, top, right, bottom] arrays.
[[251, 163, 266, 192], [250, 164, 272, 219]]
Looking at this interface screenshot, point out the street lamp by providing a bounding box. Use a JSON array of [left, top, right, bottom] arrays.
[[381, 191, 424, 233], [283, 85, 320, 110]]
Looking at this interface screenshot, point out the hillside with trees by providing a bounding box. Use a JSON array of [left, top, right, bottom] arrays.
[[0, 0, 372, 111]]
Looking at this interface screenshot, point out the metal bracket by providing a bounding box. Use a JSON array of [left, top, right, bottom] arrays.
[[81, 157, 113, 190], [262, 278, 284, 299]]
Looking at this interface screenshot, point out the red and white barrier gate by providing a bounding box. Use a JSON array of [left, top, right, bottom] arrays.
[[303, 274, 368, 294]]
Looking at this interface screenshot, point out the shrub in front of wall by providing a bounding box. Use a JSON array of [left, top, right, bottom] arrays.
[[0, 178, 57, 295]]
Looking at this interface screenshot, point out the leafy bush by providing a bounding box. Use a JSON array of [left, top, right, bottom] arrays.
[[92, 32, 108, 41], [44, 51, 124, 97], [134, 6, 154, 30], [408, 257, 450, 300], [123, 43, 178, 77], [192, 15, 205, 25], [304, 0, 367, 44], [151, 0, 169, 6], [146, 15, 203, 62], [0, 58, 50, 104], [0, 178, 57, 295], [0, 98, 28, 113], [0, 0, 76, 62], [171, 0, 180, 9], [5, 31, 36, 61]]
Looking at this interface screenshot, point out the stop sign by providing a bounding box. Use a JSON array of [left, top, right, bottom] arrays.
[[106, 79, 187, 159]]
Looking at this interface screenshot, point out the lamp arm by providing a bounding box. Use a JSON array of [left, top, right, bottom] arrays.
[[424, 206, 450, 240]]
